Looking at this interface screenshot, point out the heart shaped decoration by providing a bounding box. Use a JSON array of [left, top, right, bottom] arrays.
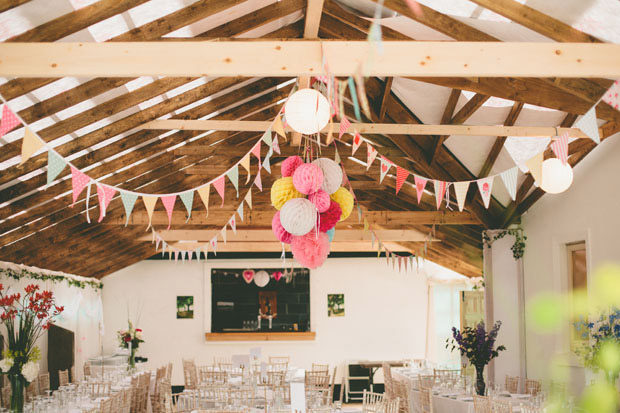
[[272, 271, 283, 281], [382, 163, 388, 172], [242, 269, 255, 283], [354, 134, 360, 145]]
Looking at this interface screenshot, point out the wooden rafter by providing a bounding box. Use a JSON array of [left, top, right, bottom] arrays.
[[378, 77, 394, 121], [0, 0, 31, 14], [478, 102, 524, 178]]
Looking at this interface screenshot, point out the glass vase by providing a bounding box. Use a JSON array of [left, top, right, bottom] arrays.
[[475, 365, 486, 396], [128, 347, 136, 371], [9, 374, 25, 413]]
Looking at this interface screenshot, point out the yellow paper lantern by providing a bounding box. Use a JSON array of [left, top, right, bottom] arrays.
[[330, 187, 354, 221], [270, 177, 303, 210]]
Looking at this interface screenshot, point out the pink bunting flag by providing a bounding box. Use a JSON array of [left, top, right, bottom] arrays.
[[210, 237, 218, 255], [339, 116, 351, 139], [254, 170, 263, 191], [214, 176, 226, 207], [252, 141, 262, 170], [603, 80, 620, 111], [551, 133, 569, 165], [351, 132, 362, 155], [477, 176, 494, 209], [0, 105, 21, 138], [96, 184, 117, 222], [229, 215, 237, 234], [272, 135, 280, 154], [367, 143, 378, 170], [161, 195, 177, 230], [414, 176, 428, 204], [395, 167, 409, 194], [70, 166, 91, 207], [433, 180, 447, 210]]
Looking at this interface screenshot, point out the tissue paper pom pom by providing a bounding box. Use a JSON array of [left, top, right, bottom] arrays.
[[270, 177, 303, 210], [272, 271, 283, 281], [318, 200, 341, 232], [242, 269, 255, 283], [312, 158, 343, 194], [281, 155, 303, 177], [326, 228, 335, 242], [308, 189, 330, 213], [291, 232, 330, 269], [330, 187, 354, 221], [272, 211, 292, 244], [280, 198, 316, 236], [254, 270, 270, 287], [293, 163, 324, 195]]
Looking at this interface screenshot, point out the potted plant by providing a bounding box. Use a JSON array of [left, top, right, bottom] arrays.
[[446, 321, 506, 396], [117, 321, 144, 370], [0, 284, 64, 412]]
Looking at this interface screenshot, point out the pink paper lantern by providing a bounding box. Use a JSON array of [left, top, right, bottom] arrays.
[[318, 200, 341, 232], [292, 163, 324, 195], [308, 189, 330, 213], [290, 232, 330, 269], [281, 156, 304, 177], [272, 211, 293, 244]]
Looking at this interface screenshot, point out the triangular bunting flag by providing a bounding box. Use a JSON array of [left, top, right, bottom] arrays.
[[70, 166, 90, 206], [414, 176, 427, 204], [237, 202, 244, 222], [363, 218, 369, 232], [221, 226, 227, 244], [326, 120, 334, 145], [574, 107, 600, 144], [252, 141, 262, 164], [272, 135, 280, 154], [161, 195, 177, 230], [121, 191, 138, 226], [143, 195, 158, 230], [352, 132, 362, 156], [245, 190, 253, 209], [226, 165, 239, 197], [19, 128, 43, 165], [240, 154, 251, 184], [273, 115, 286, 139], [195, 248, 202, 263], [551, 133, 569, 165], [96, 184, 117, 223], [339, 117, 351, 139], [263, 148, 272, 174], [476, 176, 494, 209], [180, 191, 194, 221], [261, 128, 273, 147], [398, 256, 402, 272], [602, 80, 620, 111], [214, 175, 226, 206], [395, 167, 409, 194], [334, 146, 341, 164], [433, 180, 447, 210], [254, 171, 262, 191], [197, 185, 210, 217], [229, 215, 236, 234], [347, 76, 361, 121], [187, 250, 193, 262], [367, 143, 378, 170], [525, 151, 544, 185], [453, 181, 469, 212], [379, 157, 391, 183], [46, 150, 66, 186], [174, 250, 179, 263], [500, 167, 518, 201], [338, 80, 346, 121], [210, 237, 218, 255], [0, 105, 21, 138]]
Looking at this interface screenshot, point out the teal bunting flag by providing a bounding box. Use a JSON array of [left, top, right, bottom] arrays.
[[226, 165, 239, 197], [237, 202, 244, 222], [261, 128, 273, 147], [120, 191, 138, 226], [263, 148, 273, 174], [180, 191, 194, 221], [46, 150, 66, 186], [348, 77, 361, 121]]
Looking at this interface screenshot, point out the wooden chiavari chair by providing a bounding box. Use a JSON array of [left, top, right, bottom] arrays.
[[268, 356, 289, 364], [1, 385, 10, 409], [473, 394, 491, 413], [328, 366, 338, 406], [138, 371, 151, 413], [520, 405, 543, 413], [410, 387, 422, 413], [418, 375, 435, 390], [312, 363, 329, 373], [166, 362, 173, 380], [269, 362, 288, 373], [362, 389, 384, 413], [58, 369, 69, 387], [153, 378, 172, 413], [525, 379, 541, 396], [70, 365, 76, 383], [382, 362, 395, 400], [183, 359, 199, 390], [306, 370, 330, 392], [393, 380, 410, 413], [131, 375, 140, 413], [99, 398, 113, 413], [38, 372, 50, 396], [419, 387, 433, 413], [383, 397, 401, 413], [90, 381, 111, 398], [226, 386, 255, 408], [121, 387, 133, 413], [25, 378, 37, 402], [153, 366, 167, 394], [505, 375, 519, 394], [491, 398, 512, 413], [109, 391, 123, 412], [83, 362, 92, 378]]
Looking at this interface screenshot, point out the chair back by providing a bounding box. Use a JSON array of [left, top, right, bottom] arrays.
[[25, 378, 37, 402], [270, 362, 288, 373], [382, 363, 395, 400], [520, 406, 543, 413], [1, 385, 11, 409], [491, 398, 512, 413], [183, 358, 199, 390], [38, 373, 50, 395], [525, 379, 541, 396], [393, 380, 409, 413], [312, 363, 329, 373], [362, 389, 384, 413], [166, 362, 173, 380], [99, 398, 112, 413], [473, 394, 491, 413], [58, 369, 69, 387], [269, 356, 290, 364], [83, 362, 92, 377], [505, 375, 519, 393], [306, 370, 330, 390], [419, 387, 433, 413], [418, 375, 435, 389], [382, 397, 401, 413]]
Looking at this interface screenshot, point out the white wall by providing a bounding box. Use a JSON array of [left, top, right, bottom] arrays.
[[489, 133, 620, 394], [102, 257, 440, 386]]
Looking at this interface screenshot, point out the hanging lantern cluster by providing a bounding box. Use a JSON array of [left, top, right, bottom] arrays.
[[271, 155, 354, 269]]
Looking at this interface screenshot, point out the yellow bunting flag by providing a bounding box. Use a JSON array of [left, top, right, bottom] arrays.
[[525, 151, 544, 185], [363, 218, 369, 233], [20, 128, 44, 165], [197, 185, 210, 217], [240, 154, 251, 184], [325, 120, 334, 145], [245, 189, 252, 209], [142, 195, 158, 230], [273, 115, 286, 140]]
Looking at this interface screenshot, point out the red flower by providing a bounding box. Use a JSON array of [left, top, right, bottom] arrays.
[[135, 328, 142, 332], [124, 336, 132, 343]]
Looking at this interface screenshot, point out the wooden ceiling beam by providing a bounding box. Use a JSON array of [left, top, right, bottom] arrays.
[[478, 102, 524, 178], [0, 0, 31, 14], [378, 77, 394, 121]]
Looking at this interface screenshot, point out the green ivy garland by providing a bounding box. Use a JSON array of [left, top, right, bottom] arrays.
[[0, 268, 102, 291], [483, 227, 527, 260]]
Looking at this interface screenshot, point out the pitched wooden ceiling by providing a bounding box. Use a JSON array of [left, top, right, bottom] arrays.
[[0, 0, 618, 279]]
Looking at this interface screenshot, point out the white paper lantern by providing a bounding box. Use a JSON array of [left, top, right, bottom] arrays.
[[254, 270, 270, 287], [284, 88, 330, 135], [541, 158, 573, 194], [312, 158, 343, 194], [279, 198, 316, 236]]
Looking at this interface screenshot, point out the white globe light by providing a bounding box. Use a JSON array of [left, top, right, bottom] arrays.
[[541, 158, 573, 194], [254, 270, 270, 287], [284, 88, 330, 135]]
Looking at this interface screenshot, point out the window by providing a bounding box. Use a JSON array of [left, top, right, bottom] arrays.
[[567, 242, 587, 349]]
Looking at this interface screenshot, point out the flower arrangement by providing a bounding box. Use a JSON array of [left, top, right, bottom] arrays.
[[574, 308, 620, 384], [0, 284, 64, 412], [117, 321, 144, 370], [446, 321, 506, 395]]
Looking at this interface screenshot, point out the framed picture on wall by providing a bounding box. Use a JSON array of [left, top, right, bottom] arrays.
[[177, 296, 194, 319], [328, 294, 344, 317]]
